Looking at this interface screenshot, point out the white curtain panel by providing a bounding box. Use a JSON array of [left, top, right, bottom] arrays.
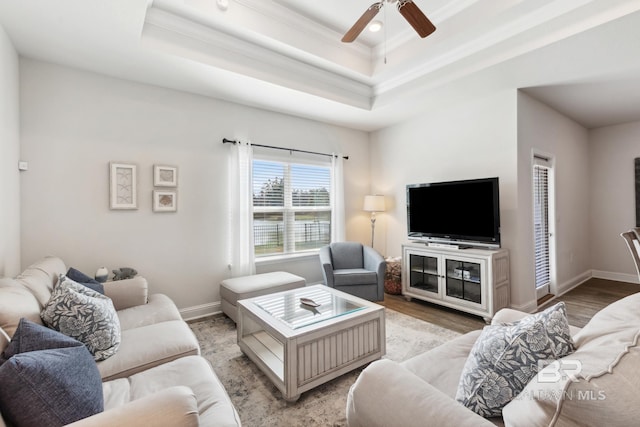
[[228, 141, 256, 277], [331, 154, 346, 243]]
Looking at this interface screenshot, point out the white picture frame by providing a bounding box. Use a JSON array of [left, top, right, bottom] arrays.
[[154, 165, 178, 187], [153, 190, 177, 212], [109, 162, 138, 210]]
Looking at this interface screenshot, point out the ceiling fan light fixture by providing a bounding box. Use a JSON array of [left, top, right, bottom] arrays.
[[369, 20, 383, 32]]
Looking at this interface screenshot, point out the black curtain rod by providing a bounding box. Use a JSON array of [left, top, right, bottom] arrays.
[[222, 138, 349, 160]]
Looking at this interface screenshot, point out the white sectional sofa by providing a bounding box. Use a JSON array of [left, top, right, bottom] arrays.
[[347, 291, 640, 427], [0, 256, 241, 427]]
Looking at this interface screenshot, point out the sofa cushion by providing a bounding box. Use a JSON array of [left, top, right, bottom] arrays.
[[0, 286, 42, 337], [402, 330, 481, 398], [456, 319, 560, 417], [0, 345, 103, 427], [0, 318, 83, 365], [503, 291, 640, 426], [97, 320, 200, 381], [66, 267, 105, 294], [103, 356, 240, 426], [330, 242, 363, 270], [333, 269, 378, 286], [15, 256, 67, 307], [41, 276, 121, 361]]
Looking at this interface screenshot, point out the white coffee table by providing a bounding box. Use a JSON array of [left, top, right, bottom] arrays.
[[237, 284, 386, 402]]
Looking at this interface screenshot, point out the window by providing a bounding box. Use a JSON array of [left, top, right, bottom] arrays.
[[252, 159, 331, 257]]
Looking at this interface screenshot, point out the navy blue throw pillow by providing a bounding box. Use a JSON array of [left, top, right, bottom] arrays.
[[0, 346, 104, 426], [0, 318, 83, 365], [66, 267, 105, 294]]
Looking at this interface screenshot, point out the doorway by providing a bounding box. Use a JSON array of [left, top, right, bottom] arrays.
[[533, 154, 555, 301]]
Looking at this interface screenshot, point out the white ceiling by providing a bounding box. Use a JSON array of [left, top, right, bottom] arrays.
[[1, 0, 640, 131]]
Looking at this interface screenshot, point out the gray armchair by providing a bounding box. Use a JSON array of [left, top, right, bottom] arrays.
[[319, 242, 386, 301]]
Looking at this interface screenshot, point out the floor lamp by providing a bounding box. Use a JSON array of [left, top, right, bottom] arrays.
[[363, 195, 386, 247]]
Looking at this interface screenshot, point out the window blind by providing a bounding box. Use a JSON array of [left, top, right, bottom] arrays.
[[533, 162, 550, 288]]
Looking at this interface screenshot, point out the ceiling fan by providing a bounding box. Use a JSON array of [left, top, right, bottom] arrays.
[[341, 0, 436, 43]]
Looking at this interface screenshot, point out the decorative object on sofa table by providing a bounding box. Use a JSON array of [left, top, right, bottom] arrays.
[[153, 164, 178, 187], [153, 190, 177, 212], [95, 267, 109, 283], [112, 267, 138, 281], [109, 162, 137, 210], [384, 256, 402, 295], [363, 194, 385, 247]]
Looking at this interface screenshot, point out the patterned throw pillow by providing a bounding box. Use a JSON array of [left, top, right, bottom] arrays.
[[41, 276, 121, 361], [456, 302, 575, 417]]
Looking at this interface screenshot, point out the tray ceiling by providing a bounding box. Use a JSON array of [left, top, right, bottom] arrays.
[[1, 0, 640, 130]]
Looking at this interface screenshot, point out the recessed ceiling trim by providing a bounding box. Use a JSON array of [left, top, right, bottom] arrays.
[[143, 5, 373, 109], [374, 0, 639, 96]]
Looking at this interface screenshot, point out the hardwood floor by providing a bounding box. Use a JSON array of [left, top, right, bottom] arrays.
[[381, 278, 640, 332]]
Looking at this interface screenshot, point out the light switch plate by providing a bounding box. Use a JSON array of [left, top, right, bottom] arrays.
[[18, 161, 28, 171]]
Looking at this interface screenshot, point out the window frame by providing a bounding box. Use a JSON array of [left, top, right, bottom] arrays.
[[252, 154, 332, 258]]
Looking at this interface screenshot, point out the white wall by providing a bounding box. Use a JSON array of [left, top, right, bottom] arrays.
[[590, 120, 640, 282], [517, 92, 591, 305], [19, 59, 371, 316], [369, 89, 521, 300], [0, 25, 20, 277]]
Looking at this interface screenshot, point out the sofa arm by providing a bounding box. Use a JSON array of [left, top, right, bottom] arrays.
[[346, 359, 495, 427], [66, 386, 198, 427], [491, 308, 531, 325], [363, 246, 385, 278], [319, 246, 334, 287], [103, 277, 148, 311]]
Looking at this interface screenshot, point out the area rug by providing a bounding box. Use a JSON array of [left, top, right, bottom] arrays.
[[189, 309, 460, 427]]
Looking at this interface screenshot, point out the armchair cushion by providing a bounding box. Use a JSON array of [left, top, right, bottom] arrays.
[[333, 269, 378, 286], [329, 242, 363, 269]]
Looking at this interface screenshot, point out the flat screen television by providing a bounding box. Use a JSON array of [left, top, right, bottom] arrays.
[[406, 177, 501, 248]]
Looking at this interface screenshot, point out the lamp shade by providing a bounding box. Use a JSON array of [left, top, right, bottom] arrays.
[[363, 195, 385, 212]]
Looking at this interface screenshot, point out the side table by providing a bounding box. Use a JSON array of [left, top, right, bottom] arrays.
[[384, 257, 402, 295]]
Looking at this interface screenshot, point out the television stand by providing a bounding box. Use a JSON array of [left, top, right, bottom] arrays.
[[402, 243, 510, 321]]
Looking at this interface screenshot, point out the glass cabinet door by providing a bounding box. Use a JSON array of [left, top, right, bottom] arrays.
[[408, 254, 439, 295], [445, 259, 481, 304]]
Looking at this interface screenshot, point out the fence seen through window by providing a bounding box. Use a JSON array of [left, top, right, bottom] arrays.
[[253, 160, 331, 256]]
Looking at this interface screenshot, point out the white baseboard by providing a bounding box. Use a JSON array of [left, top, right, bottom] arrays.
[[555, 270, 593, 296], [592, 270, 639, 284], [509, 301, 538, 314], [180, 301, 222, 321]]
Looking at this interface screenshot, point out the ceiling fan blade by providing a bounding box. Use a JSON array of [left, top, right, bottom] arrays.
[[341, 2, 383, 43], [397, 0, 436, 38]]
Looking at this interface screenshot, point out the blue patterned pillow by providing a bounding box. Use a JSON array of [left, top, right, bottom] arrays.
[[456, 303, 576, 417], [41, 276, 121, 361], [508, 302, 575, 358], [456, 320, 556, 417]]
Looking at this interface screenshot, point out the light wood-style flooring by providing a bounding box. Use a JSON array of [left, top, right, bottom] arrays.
[[380, 278, 640, 333]]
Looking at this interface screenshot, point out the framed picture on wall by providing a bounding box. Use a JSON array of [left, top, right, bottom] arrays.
[[153, 165, 178, 187], [153, 190, 177, 212], [109, 162, 137, 210]]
